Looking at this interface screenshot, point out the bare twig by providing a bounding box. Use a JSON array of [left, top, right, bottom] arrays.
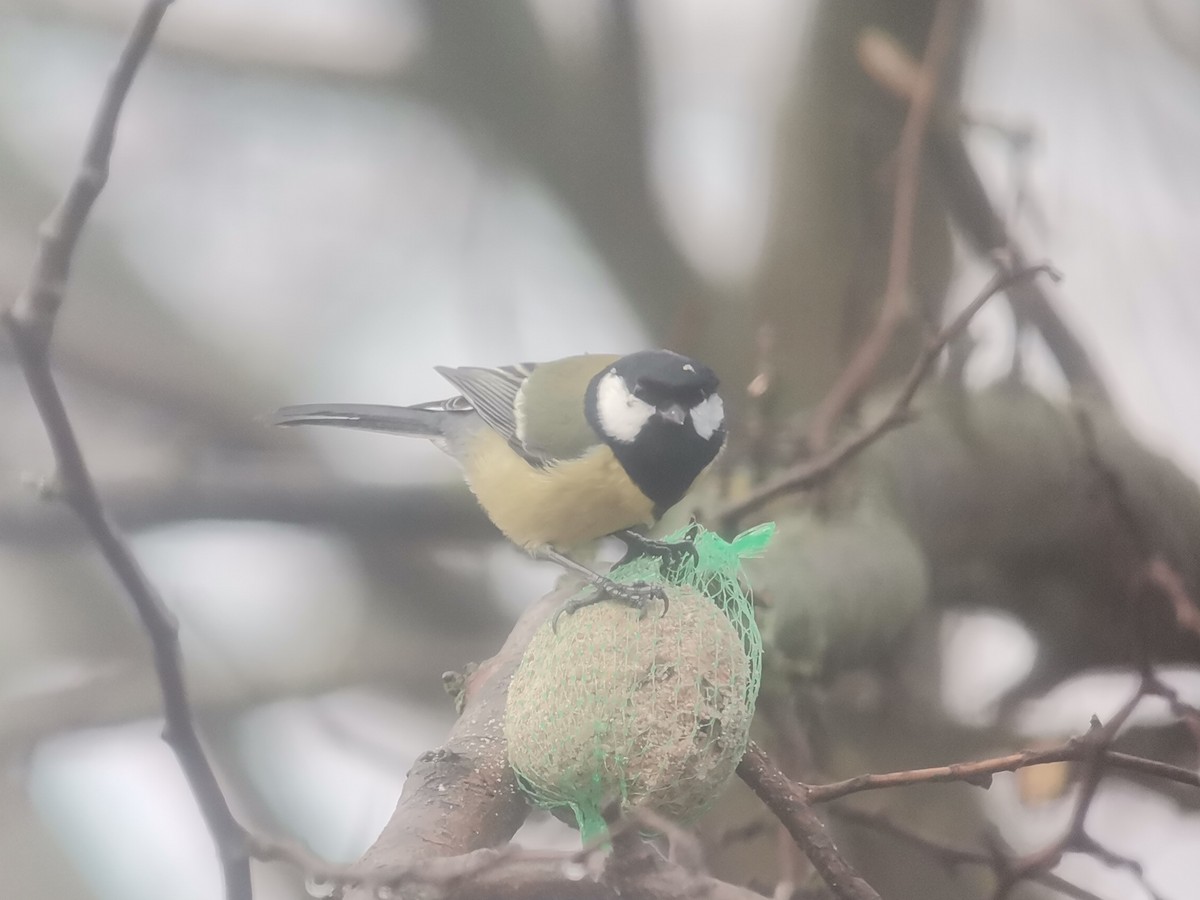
[[737, 742, 882, 900], [993, 682, 1150, 900], [736, 681, 1193, 900], [6, 0, 168, 342], [3, 4, 257, 899], [1077, 834, 1168, 900], [718, 262, 1059, 526], [803, 737, 1199, 804], [808, 0, 959, 453], [1143, 673, 1200, 756], [826, 685, 1182, 900]]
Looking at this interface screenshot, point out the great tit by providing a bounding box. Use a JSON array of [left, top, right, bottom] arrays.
[[273, 349, 726, 615]]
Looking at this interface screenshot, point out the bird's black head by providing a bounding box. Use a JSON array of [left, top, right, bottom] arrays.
[[585, 349, 725, 516]]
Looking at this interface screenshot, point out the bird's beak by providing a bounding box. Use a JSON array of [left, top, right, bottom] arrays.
[[658, 403, 687, 425]]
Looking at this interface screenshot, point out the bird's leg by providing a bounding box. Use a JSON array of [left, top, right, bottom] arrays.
[[534, 546, 668, 632], [615, 524, 701, 573]]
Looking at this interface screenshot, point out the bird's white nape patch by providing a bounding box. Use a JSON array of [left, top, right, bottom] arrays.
[[682, 363, 695, 373], [690, 393, 725, 440], [595, 370, 654, 443]]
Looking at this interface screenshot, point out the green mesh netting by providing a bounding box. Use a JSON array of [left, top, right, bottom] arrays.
[[505, 523, 772, 843]]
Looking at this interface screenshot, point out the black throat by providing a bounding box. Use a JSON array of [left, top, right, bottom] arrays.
[[594, 414, 724, 518]]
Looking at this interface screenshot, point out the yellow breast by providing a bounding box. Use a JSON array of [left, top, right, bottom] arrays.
[[462, 428, 656, 550]]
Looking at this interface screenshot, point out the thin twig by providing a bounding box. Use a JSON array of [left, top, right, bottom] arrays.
[[808, 0, 959, 453], [737, 681, 1192, 900], [993, 681, 1151, 900], [803, 739, 1199, 804], [1142, 674, 1200, 762], [718, 262, 1059, 526], [7, 1, 171, 343], [2, 4, 254, 899], [737, 742, 883, 900]]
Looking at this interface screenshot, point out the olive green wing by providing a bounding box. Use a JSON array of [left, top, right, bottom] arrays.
[[515, 354, 619, 461]]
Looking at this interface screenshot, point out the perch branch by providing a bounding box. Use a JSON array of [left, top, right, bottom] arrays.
[[718, 262, 1058, 526], [2, 3, 257, 900]]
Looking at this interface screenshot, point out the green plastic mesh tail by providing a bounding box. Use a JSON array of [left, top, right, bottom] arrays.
[[573, 798, 610, 846], [505, 522, 773, 843]]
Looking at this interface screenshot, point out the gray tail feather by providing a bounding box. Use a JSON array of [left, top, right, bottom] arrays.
[[270, 403, 446, 437]]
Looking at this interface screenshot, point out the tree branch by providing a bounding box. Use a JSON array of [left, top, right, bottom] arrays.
[[804, 739, 1200, 804], [2, 3, 253, 899], [737, 742, 882, 900]]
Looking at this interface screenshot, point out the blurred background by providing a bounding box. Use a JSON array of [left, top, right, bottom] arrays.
[[2, 1, 1199, 898]]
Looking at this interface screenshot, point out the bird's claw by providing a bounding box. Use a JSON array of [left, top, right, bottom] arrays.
[[551, 579, 668, 634]]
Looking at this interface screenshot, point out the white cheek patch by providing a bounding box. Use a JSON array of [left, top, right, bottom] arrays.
[[595, 371, 654, 443], [690, 393, 725, 440]]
